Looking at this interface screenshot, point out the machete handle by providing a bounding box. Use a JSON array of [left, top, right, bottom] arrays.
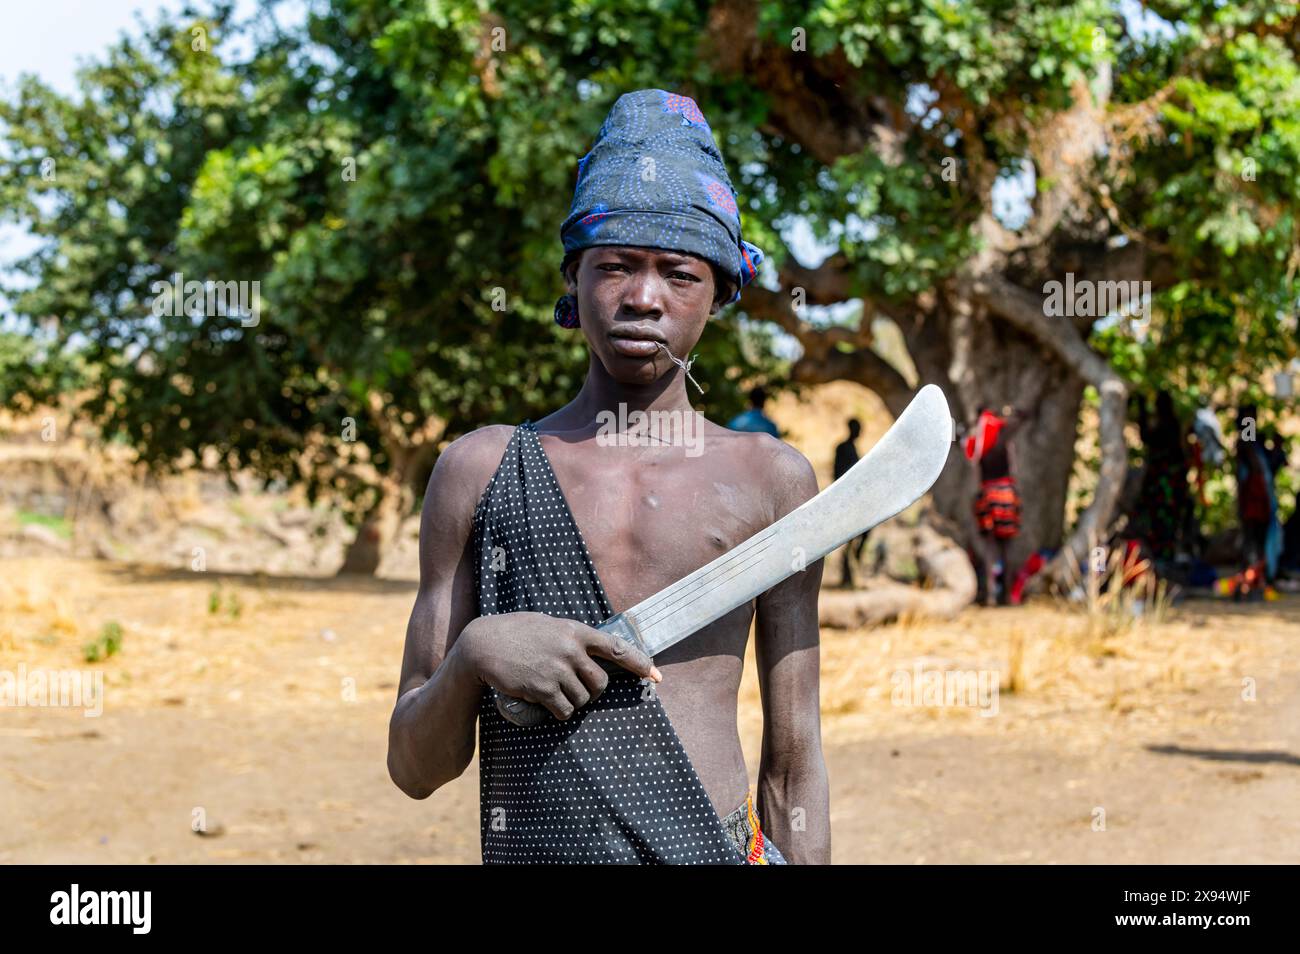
[[494, 614, 648, 728], [493, 690, 553, 727]]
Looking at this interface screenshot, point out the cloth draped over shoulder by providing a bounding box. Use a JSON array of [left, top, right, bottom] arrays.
[[471, 422, 746, 864]]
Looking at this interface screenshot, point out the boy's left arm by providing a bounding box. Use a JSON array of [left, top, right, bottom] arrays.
[[754, 442, 830, 864]]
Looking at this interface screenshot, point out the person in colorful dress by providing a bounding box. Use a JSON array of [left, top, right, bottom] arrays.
[[963, 405, 1032, 606]]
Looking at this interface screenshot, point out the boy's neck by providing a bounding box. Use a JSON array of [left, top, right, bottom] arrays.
[[563, 355, 699, 425]]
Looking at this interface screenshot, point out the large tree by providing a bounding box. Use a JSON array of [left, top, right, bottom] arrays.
[[3, 0, 1297, 581], [0, 0, 776, 573], [693, 0, 1300, 575]]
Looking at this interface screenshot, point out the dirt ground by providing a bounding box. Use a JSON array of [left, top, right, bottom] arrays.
[[1, 555, 1296, 864]]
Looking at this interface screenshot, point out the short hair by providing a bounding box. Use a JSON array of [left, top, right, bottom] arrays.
[[710, 265, 736, 307], [847, 418, 862, 437], [748, 386, 768, 407], [561, 249, 582, 285]]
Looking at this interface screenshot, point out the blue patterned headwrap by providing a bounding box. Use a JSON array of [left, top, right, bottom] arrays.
[[559, 89, 764, 306]]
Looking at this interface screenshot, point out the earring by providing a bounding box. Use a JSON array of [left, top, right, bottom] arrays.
[[553, 294, 580, 329]]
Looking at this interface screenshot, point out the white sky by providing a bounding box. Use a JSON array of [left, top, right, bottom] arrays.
[[0, 0, 191, 97], [0, 1, 191, 316]]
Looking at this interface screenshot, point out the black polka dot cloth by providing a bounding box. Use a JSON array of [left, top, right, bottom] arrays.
[[471, 422, 745, 864]]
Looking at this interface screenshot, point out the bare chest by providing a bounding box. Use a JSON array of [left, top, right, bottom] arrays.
[[537, 434, 770, 623]]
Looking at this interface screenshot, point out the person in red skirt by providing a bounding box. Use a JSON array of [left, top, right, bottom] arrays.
[[963, 405, 1033, 606]]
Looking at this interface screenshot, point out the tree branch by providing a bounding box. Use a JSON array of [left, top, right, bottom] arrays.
[[703, 0, 906, 166]]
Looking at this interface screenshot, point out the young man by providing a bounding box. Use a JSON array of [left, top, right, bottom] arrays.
[[386, 89, 830, 864]]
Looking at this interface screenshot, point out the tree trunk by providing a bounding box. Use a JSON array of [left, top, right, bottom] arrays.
[[702, 6, 1139, 599], [939, 351, 1083, 573], [337, 478, 409, 576], [905, 299, 1085, 573], [819, 517, 976, 627], [335, 394, 446, 577]]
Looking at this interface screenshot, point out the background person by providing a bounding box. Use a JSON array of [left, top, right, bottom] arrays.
[[727, 386, 781, 438]]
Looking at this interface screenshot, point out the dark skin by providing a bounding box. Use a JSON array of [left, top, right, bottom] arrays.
[[387, 245, 830, 863]]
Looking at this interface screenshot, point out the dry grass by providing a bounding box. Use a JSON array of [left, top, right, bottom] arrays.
[[0, 558, 403, 715], [2, 555, 1293, 763], [740, 587, 1288, 754], [1055, 535, 1174, 657], [3, 573, 82, 638]]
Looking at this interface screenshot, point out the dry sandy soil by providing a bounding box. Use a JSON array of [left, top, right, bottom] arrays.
[[2, 381, 1296, 863], [1, 555, 1296, 864]]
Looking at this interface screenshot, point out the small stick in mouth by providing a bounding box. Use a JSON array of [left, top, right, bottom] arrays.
[[655, 342, 703, 395]]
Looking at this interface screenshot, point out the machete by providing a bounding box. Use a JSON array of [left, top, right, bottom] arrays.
[[496, 383, 953, 726]]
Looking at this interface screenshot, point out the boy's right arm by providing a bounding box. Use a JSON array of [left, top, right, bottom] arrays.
[[386, 428, 507, 799]]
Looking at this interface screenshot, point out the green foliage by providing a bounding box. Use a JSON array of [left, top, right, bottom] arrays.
[[0, 0, 773, 524], [83, 621, 124, 662], [780, 0, 1114, 104], [207, 584, 242, 618], [1103, 11, 1300, 399], [1, 0, 1297, 542], [0, 330, 87, 409]]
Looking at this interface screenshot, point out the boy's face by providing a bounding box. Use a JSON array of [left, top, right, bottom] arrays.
[[566, 246, 727, 386]]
